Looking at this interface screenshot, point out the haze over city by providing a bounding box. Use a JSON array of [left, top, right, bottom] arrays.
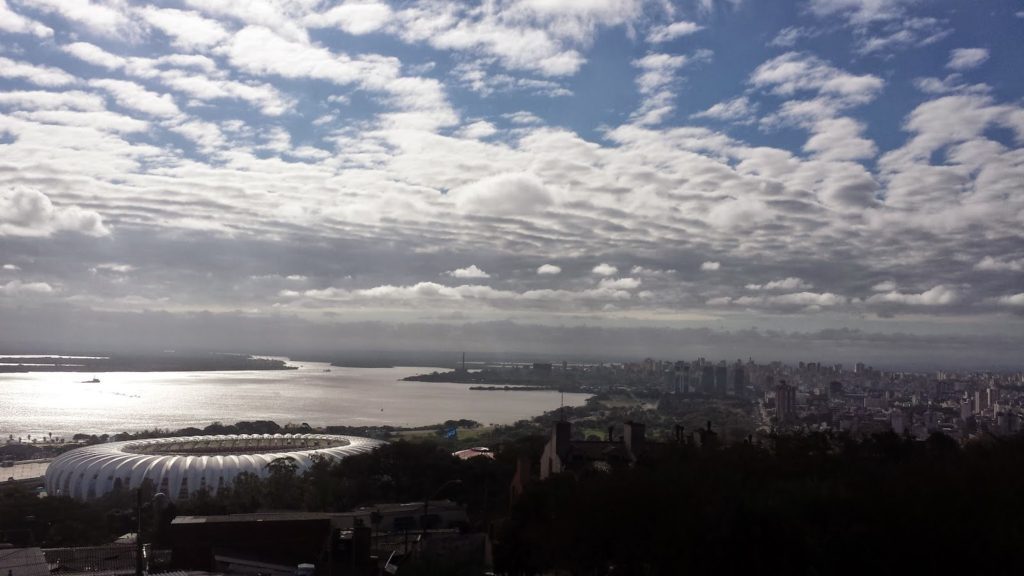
[[0, 0, 1022, 367]]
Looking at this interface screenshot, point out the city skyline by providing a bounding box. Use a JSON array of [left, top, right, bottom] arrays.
[[0, 0, 1022, 366]]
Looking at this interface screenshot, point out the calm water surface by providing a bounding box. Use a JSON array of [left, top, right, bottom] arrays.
[[0, 360, 590, 439]]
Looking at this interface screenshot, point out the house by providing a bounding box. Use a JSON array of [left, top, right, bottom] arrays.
[[538, 420, 649, 480]]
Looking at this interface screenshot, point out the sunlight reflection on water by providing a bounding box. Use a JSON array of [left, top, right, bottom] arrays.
[[0, 360, 589, 438]]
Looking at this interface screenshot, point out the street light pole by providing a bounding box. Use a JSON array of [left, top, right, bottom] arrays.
[[135, 489, 143, 576]]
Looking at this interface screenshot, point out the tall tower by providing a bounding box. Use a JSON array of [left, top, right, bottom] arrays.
[[732, 363, 747, 397], [715, 361, 728, 397], [701, 366, 715, 394], [775, 380, 796, 425]]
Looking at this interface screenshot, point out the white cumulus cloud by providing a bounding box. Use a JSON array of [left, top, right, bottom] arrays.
[[867, 285, 960, 306], [447, 265, 491, 279], [947, 48, 989, 71], [746, 277, 813, 291], [647, 21, 702, 43], [0, 187, 109, 237]]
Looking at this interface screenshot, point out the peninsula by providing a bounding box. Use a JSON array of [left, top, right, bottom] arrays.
[[0, 353, 295, 373]]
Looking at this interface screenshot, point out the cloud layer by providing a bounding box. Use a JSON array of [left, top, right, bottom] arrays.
[[0, 0, 1021, 366]]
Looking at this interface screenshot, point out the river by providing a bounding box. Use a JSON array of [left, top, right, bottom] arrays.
[[0, 360, 590, 440]]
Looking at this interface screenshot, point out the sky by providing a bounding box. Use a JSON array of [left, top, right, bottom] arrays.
[[0, 0, 1022, 367]]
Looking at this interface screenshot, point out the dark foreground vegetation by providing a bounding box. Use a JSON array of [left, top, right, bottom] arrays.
[[5, 431, 1024, 573], [500, 431, 1024, 574]]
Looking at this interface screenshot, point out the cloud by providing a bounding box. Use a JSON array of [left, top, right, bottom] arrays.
[[746, 277, 813, 291], [598, 277, 641, 290], [218, 25, 456, 127], [181, 0, 309, 42], [647, 20, 702, 43], [996, 293, 1024, 307], [220, 25, 382, 86], [156, 70, 293, 116], [592, 263, 618, 276], [282, 281, 636, 308], [866, 285, 960, 306], [505, 111, 544, 125], [0, 187, 109, 237], [89, 79, 181, 117], [139, 7, 230, 49], [701, 261, 720, 271], [452, 63, 572, 98], [62, 42, 126, 70], [0, 56, 76, 87], [304, 1, 393, 35], [751, 52, 883, 104], [92, 263, 134, 273], [975, 256, 1024, 272], [807, 0, 917, 24], [0, 280, 55, 296], [871, 280, 896, 292], [17, 0, 132, 37], [631, 50, 713, 125], [769, 26, 817, 47], [448, 173, 553, 215], [803, 117, 877, 161], [0, 0, 1020, 363], [397, 4, 583, 77], [383, 0, 648, 78], [724, 291, 848, 309], [854, 17, 951, 56], [458, 120, 498, 139], [447, 265, 491, 279], [706, 197, 773, 229], [0, 90, 105, 111], [912, 74, 990, 96], [947, 48, 990, 71], [692, 96, 757, 123], [2, 264, 21, 271], [0, 0, 52, 37]]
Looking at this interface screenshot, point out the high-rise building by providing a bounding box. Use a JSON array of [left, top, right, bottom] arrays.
[[731, 363, 747, 397], [663, 370, 677, 393], [986, 387, 999, 408], [775, 380, 796, 424], [974, 389, 989, 414], [715, 362, 728, 396], [828, 380, 844, 400], [960, 400, 973, 421], [701, 366, 715, 394]]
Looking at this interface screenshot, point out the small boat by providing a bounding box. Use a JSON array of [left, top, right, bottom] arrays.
[[81, 376, 100, 383], [323, 368, 331, 372]]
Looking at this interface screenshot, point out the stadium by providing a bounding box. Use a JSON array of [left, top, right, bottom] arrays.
[[44, 434, 384, 501]]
